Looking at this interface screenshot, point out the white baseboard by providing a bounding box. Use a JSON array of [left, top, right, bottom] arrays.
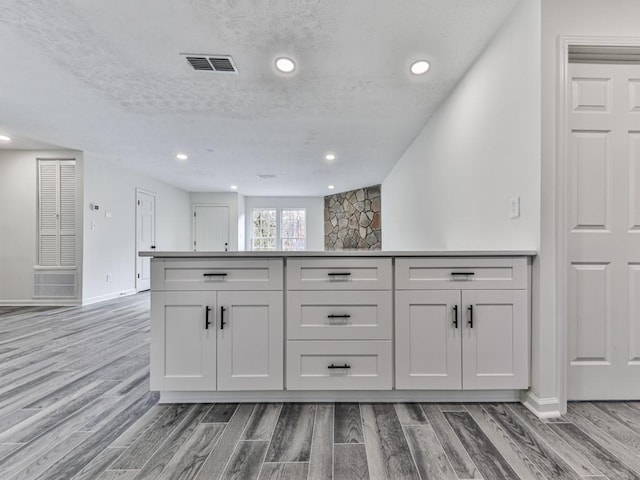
[[0, 299, 80, 306], [82, 289, 137, 306], [520, 390, 562, 419], [159, 389, 523, 404]]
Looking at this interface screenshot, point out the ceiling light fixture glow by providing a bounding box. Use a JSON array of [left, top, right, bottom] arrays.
[[0, 135, 11, 142], [176, 153, 188, 161], [325, 153, 336, 161], [410, 60, 431, 75], [230, 185, 238, 190], [275, 57, 296, 73], [328, 185, 335, 190]]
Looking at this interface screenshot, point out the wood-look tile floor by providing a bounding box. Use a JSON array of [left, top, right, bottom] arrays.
[[1, 295, 640, 479]]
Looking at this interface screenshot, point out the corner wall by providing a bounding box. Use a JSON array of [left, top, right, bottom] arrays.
[[382, 0, 540, 251], [82, 156, 191, 304]]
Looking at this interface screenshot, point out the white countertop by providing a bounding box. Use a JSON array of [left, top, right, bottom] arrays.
[[140, 250, 537, 258]]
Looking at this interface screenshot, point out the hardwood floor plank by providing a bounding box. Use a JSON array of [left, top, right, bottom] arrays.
[[592, 402, 640, 437], [308, 403, 333, 480], [194, 403, 256, 480], [264, 403, 316, 462], [241, 403, 282, 441], [335, 443, 369, 480], [394, 403, 428, 425], [130, 404, 212, 480], [403, 425, 457, 480], [361, 403, 420, 480], [548, 422, 640, 480], [220, 440, 269, 480], [467, 404, 554, 480], [569, 402, 640, 454], [443, 411, 519, 480], [335, 403, 364, 443], [157, 423, 226, 480], [203, 403, 239, 423], [97, 471, 138, 480], [70, 447, 127, 480], [0, 443, 23, 462], [507, 403, 603, 477], [420, 404, 481, 479], [110, 404, 194, 469], [258, 462, 309, 480], [437, 403, 468, 412], [110, 405, 168, 448]]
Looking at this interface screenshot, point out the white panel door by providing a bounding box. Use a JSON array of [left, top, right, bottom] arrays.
[[568, 63, 640, 399], [216, 290, 283, 390], [194, 205, 230, 251], [462, 290, 528, 390], [395, 290, 462, 389], [136, 190, 155, 292], [150, 291, 217, 391]]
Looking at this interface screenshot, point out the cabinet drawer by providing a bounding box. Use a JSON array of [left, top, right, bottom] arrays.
[[286, 258, 392, 290], [286, 341, 392, 390], [287, 291, 392, 340], [395, 257, 527, 290], [152, 258, 283, 291]]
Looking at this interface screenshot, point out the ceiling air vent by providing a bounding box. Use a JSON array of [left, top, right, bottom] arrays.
[[183, 54, 238, 74]]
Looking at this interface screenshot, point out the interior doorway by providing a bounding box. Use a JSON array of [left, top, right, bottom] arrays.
[[563, 44, 640, 399], [136, 189, 155, 292], [193, 204, 230, 251]]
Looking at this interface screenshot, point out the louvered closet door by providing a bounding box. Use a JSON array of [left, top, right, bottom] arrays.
[[38, 160, 76, 267]]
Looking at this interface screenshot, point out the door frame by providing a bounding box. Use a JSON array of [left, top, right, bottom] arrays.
[[557, 36, 640, 410], [192, 203, 231, 252], [135, 188, 156, 292]]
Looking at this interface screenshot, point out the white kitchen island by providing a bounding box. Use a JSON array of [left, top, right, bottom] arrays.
[[141, 251, 535, 404]]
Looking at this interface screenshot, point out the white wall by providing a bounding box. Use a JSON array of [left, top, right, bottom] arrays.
[[382, 0, 540, 251], [537, 0, 640, 413], [0, 149, 83, 304], [83, 155, 191, 304], [237, 193, 246, 251], [245, 196, 325, 251]]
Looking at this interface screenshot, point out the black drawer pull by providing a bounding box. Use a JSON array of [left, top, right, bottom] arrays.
[[328, 272, 351, 276], [328, 363, 351, 369], [468, 305, 473, 328], [327, 314, 351, 319], [451, 272, 475, 276], [203, 273, 227, 277]]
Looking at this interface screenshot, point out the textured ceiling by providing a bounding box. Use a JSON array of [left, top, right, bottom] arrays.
[[0, 0, 519, 195]]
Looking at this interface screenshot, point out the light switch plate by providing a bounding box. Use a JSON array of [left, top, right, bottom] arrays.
[[509, 197, 520, 218]]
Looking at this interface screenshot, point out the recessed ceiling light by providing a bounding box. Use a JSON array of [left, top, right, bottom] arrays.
[[325, 153, 336, 161], [410, 60, 431, 75], [0, 135, 11, 142], [328, 185, 335, 190], [230, 185, 238, 190], [176, 153, 188, 161], [275, 57, 296, 73]]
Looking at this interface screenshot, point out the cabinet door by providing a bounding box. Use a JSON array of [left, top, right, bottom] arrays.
[[150, 291, 217, 391], [217, 291, 283, 390], [462, 290, 528, 390], [395, 290, 462, 389]]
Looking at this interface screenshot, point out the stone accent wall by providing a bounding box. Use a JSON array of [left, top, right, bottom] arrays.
[[324, 185, 381, 250]]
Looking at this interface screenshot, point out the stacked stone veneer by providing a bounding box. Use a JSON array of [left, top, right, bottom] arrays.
[[324, 185, 381, 250]]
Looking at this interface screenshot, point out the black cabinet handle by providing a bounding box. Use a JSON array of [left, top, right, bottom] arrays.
[[328, 272, 351, 277], [150, 245, 156, 249], [327, 314, 351, 319], [220, 306, 226, 330], [327, 363, 351, 369], [203, 273, 227, 277], [468, 305, 473, 328], [452, 305, 458, 328], [451, 272, 475, 276], [205, 306, 211, 329]]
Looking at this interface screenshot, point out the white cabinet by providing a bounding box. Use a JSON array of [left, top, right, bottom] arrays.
[[395, 258, 529, 390], [150, 258, 283, 392], [286, 257, 393, 390]]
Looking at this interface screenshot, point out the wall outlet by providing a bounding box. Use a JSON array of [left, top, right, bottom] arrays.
[[509, 197, 520, 219], [106, 274, 113, 282]]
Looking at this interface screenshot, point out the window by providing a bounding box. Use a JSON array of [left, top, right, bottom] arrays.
[[38, 159, 77, 266], [251, 208, 306, 251]]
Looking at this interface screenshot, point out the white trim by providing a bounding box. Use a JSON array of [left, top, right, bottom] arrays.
[[136, 188, 156, 292], [158, 389, 523, 404], [520, 390, 562, 419], [82, 288, 137, 306], [557, 35, 640, 407]]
